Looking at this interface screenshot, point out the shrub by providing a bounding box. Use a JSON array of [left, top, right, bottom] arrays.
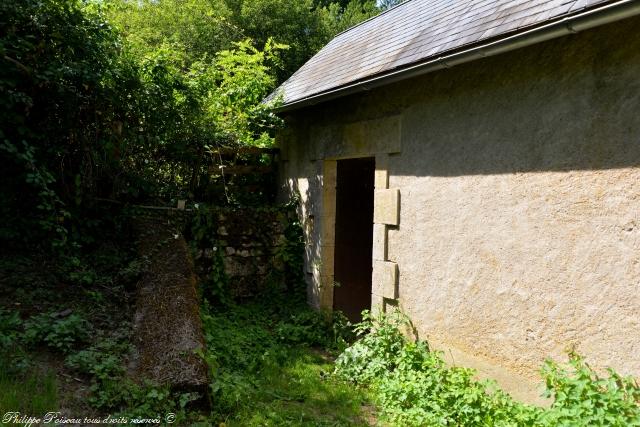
[[334, 310, 407, 384], [334, 311, 640, 426], [65, 338, 129, 380], [0, 309, 22, 347], [539, 352, 640, 426], [0, 309, 31, 376], [23, 313, 90, 353]]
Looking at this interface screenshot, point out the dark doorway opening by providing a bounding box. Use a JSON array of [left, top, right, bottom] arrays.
[[333, 157, 375, 322]]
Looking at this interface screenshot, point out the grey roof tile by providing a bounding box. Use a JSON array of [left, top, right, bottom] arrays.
[[272, 0, 612, 106]]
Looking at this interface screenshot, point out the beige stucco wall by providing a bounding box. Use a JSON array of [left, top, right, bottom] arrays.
[[277, 17, 640, 403]]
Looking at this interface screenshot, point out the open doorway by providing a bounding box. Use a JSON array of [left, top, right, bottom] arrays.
[[333, 157, 375, 322]]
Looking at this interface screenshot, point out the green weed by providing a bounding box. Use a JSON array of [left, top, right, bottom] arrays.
[[0, 368, 58, 417], [0, 310, 58, 417], [201, 299, 372, 425], [23, 313, 91, 353], [335, 310, 640, 427]]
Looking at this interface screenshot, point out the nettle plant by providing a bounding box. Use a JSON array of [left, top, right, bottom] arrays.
[[334, 311, 640, 427], [539, 352, 640, 426], [23, 313, 91, 353]]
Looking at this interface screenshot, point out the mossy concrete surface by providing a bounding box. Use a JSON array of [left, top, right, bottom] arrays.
[[129, 216, 208, 391]]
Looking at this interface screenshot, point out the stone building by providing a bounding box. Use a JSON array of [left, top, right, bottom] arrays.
[[271, 0, 640, 402]]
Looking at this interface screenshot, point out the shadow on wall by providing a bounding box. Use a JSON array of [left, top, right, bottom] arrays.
[[285, 15, 640, 179], [286, 172, 323, 306]]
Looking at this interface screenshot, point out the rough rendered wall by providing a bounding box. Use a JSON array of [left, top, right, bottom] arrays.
[[278, 17, 640, 401]]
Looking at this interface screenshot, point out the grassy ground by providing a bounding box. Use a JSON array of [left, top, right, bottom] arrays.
[[0, 251, 376, 426], [0, 367, 58, 416], [201, 300, 376, 426], [226, 347, 373, 426]]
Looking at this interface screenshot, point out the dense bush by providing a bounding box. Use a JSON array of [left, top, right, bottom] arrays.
[[0, 0, 287, 252], [335, 311, 640, 426], [0, 0, 131, 246]]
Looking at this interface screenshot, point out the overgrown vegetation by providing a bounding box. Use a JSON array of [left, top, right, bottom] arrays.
[[0, 0, 384, 417], [0, 255, 373, 424], [200, 297, 369, 425], [0, 0, 387, 255], [3, 0, 639, 425], [335, 311, 640, 426]]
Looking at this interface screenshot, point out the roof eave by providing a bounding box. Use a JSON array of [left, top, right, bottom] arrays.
[[275, 0, 640, 113]]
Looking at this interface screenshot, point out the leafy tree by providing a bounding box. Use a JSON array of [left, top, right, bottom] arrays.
[[319, 0, 380, 37], [223, 0, 381, 82], [0, 0, 381, 249], [314, 0, 352, 8], [121, 39, 285, 199], [107, 0, 241, 65], [0, 0, 136, 246], [110, 0, 382, 83], [206, 39, 286, 146], [0, 0, 285, 249], [377, 0, 405, 10], [222, 0, 325, 82]]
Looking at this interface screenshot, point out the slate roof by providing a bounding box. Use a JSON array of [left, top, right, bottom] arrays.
[[272, 0, 612, 108]]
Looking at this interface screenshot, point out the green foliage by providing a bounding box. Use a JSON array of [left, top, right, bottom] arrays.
[[189, 204, 230, 303], [0, 311, 56, 415], [23, 313, 91, 353], [224, 0, 325, 82], [0, 308, 22, 348], [538, 352, 640, 426], [334, 311, 640, 426], [1, 0, 384, 256], [107, 0, 239, 64], [224, 0, 381, 82], [0, 309, 31, 377], [61, 330, 199, 423], [0, 0, 127, 247], [120, 38, 285, 199], [209, 39, 287, 146], [274, 202, 307, 294], [377, 0, 405, 10], [200, 299, 370, 425], [0, 368, 58, 416], [318, 0, 381, 39], [334, 310, 408, 385], [275, 311, 337, 348], [89, 379, 196, 423], [1, 0, 291, 250], [65, 338, 129, 381]]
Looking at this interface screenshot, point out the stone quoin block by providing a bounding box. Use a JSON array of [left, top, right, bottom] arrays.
[[371, 293, 385, 316], [374, 189, 400, 226], [372, 223, 387, 261], [319, 274, 334, 310], [373, 260, 398, 300], [375, 169, 389, 190]]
